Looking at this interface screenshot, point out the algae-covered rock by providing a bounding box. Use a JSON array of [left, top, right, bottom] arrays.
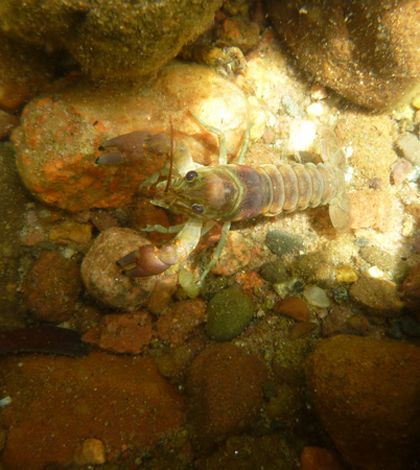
[[206, 284, 256, 341], [0, 0, 224, 78]]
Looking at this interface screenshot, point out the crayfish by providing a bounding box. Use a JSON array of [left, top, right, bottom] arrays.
[[97, 114, 350, 287]]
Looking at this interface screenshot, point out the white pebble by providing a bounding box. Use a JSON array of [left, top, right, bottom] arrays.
[[306, 102, 325, 117], [288, 119, 317, 152], [303, 285, 330, 308]]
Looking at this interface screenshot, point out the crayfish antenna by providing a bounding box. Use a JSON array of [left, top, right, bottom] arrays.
[[164, 118, 174, 193]]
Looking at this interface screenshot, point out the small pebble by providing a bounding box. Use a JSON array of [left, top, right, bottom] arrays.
[[265, 230, 303, 257], [74, 438, 106, 465], [306, 102, 324, 117], [289, 321, 318, 339], [391, 158, 413, 185], [395, 133, 420, 165], [282, 94, 300, 117], [411, 93, 420, 109], [335, 265, 358, 283], [310, 83, 328, 100], [274, 296, 310, 321], [333, 286, 349, 304], [303, 285, 330, 308]]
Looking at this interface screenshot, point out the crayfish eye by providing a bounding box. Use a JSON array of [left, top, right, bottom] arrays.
[[185, 170, 198, 182], [192, 204, 204, 213]]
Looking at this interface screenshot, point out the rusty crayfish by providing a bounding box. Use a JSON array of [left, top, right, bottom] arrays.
[[97, 114, 350, 287]]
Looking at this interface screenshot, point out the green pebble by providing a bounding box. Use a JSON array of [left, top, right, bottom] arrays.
[[206, 284, 256, 341]]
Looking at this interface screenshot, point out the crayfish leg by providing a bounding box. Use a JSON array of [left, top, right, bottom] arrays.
[[200, 221, 231, 282]]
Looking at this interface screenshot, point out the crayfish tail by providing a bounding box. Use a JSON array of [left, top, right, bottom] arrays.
[[329, 193, 351, 231]]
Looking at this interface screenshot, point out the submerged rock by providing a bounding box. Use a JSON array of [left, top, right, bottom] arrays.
[[306, 335, 420, 469], [13, 62, 248, 211], [0, 0, 223, 78], [268, 0, 420, 109]]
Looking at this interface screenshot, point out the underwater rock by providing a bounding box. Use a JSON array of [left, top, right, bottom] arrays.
[[82, 311, 154, 354], [349, 274, 403, 317], [0, 32, 53, 110], [268, 0, 420, 109], [156, 299, 206, 346], [13, 62, 248, 211], [23, 250, 83, 323], [187, 343, 268, 452], [0, 352, 184, 469], [0, 0, 223, 78], [206, 284, 256, 341], [306, 335, 420, 469], [81, 227, 158, 311]]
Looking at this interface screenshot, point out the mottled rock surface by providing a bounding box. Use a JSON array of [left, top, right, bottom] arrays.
[[23, 250, 83, 323], [268, 0, 420, 109], [81, 227, 158, 311], [0, 352, 185, 469], [187, 343, 268, 452], [13, 62, 248, 211], [306, 335, 420, 469], [0, 0, 223, 78]]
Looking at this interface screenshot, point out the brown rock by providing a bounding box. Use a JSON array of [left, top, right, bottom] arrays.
[[82, 311, 154, 354], [0, 1, 223, 79], [300, 446, 345, 470], [274, 296, 310, 322], [81, 227, 158, 311], [0, 352, 184, 470], [268, 1, 420, 110], [349, 274, 403, 317], [156, 299, 206, 345], [187, 343, 268, 452], [306, 335, 420, 469], [0, 109, 19, 139], [0, 33, 53, 110], [400, 263, 420, 314], [321, 306, 353, 337], [23, 251, 82, 323], [210, 231, 252, 276], [391, 158, 413, 186]]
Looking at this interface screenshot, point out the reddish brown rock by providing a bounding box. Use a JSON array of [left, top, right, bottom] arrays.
[[0, 33, 53, 110], [306, 335, 420, 469], [274, 296, 310, 322], [23, 251, 82, 323], [268, 1, 420, 110], [0, 352, 185, 470], [82, 311, 154, 354], [13, 63, 248, 211], [300, 446, 345, 470], [349, 274, 403, 317], [187, 343, 268, 452], [156, 299, 206, 345], [400, 263, 420, 315]]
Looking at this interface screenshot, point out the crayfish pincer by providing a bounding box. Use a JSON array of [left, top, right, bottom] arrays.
[[97, 114, 350, 285]]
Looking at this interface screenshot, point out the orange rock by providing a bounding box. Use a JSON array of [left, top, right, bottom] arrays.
[[274, 296, 310, 322], [14, 63, 248, 211], [83, 311, 154, 354], [156, 300, 206, 345]]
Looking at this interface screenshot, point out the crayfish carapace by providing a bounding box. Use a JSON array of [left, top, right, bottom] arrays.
[[97, 114, 350, 285]]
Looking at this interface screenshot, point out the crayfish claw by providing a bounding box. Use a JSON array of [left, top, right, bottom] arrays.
[[96, 152, 126, 165], [117, 245, 170, 277], [98, 131, 153, 165]]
